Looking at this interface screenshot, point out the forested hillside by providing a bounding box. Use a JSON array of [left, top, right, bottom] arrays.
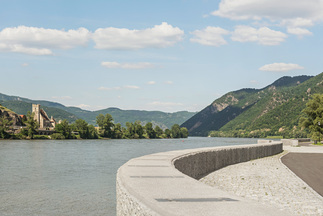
[[0, 94, 195, 128], [182, 73, 323, 138]]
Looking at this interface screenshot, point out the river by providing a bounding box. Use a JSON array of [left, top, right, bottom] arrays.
[[0, 137, 258, 216]]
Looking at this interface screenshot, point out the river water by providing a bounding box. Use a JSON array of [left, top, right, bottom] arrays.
[[0, 137, 258, 216]]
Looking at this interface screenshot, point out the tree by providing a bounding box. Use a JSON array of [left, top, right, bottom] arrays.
[[134, 121, 144, 138], [73, 119, 89, 139], [96, 113, 114, 138], [155, 125, 163, 138], [180, 127, 189, 138], [145, 122, 156, 138], [300, 94, 323, 142], [87, 125, 99, 139], [55, 119, 72, 139], [0, 115, 12, 139], [25, 111, 38, 139], [125, 122, 134, 138], [96, 114, 105, 126], [114, 123, 123, 139], [171, 124, 181, 138], [164, 129, 171, 138]]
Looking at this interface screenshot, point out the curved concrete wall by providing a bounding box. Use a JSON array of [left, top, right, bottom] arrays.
[[116, 141, 292, 216], [173, 142, 282, 180]]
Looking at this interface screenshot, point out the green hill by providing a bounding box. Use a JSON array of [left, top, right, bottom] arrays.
[[181, 73, 323, 137], [0, 94, 195, 128]]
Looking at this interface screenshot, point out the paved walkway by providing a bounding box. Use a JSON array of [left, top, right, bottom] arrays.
[[200, 145, 323, 216], [282, 153, 323, 197]]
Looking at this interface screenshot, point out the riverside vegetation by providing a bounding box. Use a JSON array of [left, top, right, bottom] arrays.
[[0, 107, 188, 140]]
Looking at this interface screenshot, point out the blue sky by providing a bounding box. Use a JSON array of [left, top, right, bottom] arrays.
[[1, 0, 322, 112]]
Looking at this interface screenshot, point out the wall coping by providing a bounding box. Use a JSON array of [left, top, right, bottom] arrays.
[[117, 142, 292, 216]]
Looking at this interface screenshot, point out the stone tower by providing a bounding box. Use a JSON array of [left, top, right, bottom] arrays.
[[32, 104, 40, 126]]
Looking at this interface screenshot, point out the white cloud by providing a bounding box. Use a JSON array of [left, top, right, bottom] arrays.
[[190, 26, 230, 47], [21, 63, 29, 67], [231, 26, 287, 45], [212, 0, 323, 23], [101, 61, 154, 69], [147, 81, 156, 85], [165, 81, 173, 85], [0, 26, 90, 55], [124, 85, 140, 89], [281, 18, 314, 28], [212, 0, 323, 37], [93, 22, 184, 50], [259, 63, 304, 72], [287, 27, 313, 36]]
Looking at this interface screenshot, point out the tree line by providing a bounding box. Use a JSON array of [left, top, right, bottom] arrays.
[[54, 113, 188, 139], [0, 111, 189, 140]]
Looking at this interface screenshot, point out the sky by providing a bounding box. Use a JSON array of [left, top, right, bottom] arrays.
[[1, 0, 322, 112]]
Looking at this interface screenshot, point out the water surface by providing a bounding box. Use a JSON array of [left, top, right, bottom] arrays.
[[0, 137, 257, 216]]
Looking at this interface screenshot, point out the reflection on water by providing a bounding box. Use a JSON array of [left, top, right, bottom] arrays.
[[0, 137, 257, 216]]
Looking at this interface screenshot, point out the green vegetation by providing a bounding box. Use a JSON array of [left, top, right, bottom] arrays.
[[1, 103, 188, 140], [300, 94, 323, 143], [182, 73, 323, 138], [24, 112, 39, 139], [0, 115, 12, 138], [94, 114, 188, 139]]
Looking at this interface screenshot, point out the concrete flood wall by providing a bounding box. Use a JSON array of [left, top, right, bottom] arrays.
[[116, 141, 290, 216], [173, 142, 283, 180]]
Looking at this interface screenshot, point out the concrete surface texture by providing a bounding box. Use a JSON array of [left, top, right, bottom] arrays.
[[201, 145, 323, 216], [116, 142, 293, 216]]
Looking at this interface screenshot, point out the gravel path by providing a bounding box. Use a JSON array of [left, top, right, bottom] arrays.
[[200, 151, 323, 216]]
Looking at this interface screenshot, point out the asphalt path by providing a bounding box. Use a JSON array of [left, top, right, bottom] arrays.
[[281, 153, 323, 197]]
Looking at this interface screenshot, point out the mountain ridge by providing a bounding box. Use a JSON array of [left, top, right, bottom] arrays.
[[181, 74, 322, 137], [0, 93, 195, 128]]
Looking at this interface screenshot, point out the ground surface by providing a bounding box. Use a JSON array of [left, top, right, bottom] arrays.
[[200, 145, 323, 216], [281, 153, 323, 197]]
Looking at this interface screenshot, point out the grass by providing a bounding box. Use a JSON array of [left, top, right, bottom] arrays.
[[266, 136, 283, 139]]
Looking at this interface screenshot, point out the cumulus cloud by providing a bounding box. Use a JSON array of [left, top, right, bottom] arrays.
[[231, 26, 287, 45], [101, 61, 154, 69], [259, 63, 304, 72], [93, 22, 184, 50], [287, 27, 313, 36], [212, 0, 323, 36], [190, 26, 230, 47], [212, 0, 323, 23], [0, 26, 90, 55]]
